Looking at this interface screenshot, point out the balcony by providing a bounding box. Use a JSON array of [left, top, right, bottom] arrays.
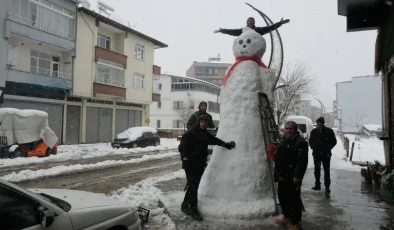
[[95, 46, 128, 67], [6, 64, 71, 90], [153, 65, 161, 75], [93, 75, 126, 99], [5, 13, 75, 50]]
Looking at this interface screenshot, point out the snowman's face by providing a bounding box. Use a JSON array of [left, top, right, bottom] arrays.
[[233, 30, 266, 58]]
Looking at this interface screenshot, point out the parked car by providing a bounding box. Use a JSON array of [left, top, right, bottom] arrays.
[[112, 127, 160, 149], [0, 178, 141, 230]]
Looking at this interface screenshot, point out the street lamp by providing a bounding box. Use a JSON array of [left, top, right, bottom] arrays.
[[314, 97, 326, 117]]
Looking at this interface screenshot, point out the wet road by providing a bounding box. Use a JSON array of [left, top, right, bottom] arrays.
[[154, 168, 394, 230]]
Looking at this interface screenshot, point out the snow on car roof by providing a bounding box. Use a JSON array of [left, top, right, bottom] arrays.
[[0, 108, 48, 118], [117, 127, 157, 141]]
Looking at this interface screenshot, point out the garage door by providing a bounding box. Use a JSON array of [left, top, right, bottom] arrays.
[[86, 107, 113, 143], [2, 99, 63, 143], [115, 109, 143, 135], [66, 105, 80, 144]]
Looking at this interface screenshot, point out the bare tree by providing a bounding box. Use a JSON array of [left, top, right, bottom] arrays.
[[174, 100, 194, 131], [273, 61, 317, 125]]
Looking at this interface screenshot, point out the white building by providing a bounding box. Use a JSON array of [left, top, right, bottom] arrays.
[[335, 75, 382, 133], [150, 74, 221, 130], [292, 99, 312, 119]]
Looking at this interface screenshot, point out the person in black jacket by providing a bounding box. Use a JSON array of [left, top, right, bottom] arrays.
[[214, 17, 289, 36], [186, 101, 215, 131], [274, 121, 308, 230], [178, 115, 235, 221], [309, 117, 337, 193]]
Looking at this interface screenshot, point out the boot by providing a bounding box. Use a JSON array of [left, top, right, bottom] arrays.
[[275, 217, 291, 225], [311, 185, 321, 190], [181, 202, 191, 215], [190, 207, 203, 221], [288, 223, 302, 230], [325, 187, 331, 193]]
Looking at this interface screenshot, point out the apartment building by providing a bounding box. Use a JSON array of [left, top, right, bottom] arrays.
[[1, 0, 78, 141], [186, 56, 231, 86], [69, 5, 167, 143], [150, 74, 221, 130]]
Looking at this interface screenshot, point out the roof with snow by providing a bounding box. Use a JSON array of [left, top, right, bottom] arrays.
[[162, 74, 221, 89], [191, 61, 232, 68], [78, 7, 168, 49]]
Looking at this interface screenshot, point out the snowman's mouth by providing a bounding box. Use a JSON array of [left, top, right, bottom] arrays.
[[241, 51, 248, 54]]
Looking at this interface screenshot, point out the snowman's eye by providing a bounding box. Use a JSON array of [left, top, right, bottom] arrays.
[[238, 40, 243, 44], [246, 39, 251, 44]]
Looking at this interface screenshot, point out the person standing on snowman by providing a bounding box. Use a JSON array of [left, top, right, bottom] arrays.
[[178, 115, 236, 221], [214, 17, 289, 36]]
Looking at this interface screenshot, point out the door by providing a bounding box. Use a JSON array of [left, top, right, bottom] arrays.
[[2, 100, 63, 143], [86, 107, 112, 143], [51, 56, 59, 77], [86, 107, 99, 143], [115, 109, 129, 135], [66, 105, 80, 144]]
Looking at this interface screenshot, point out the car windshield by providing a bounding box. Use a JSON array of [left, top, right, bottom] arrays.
[[297, 124, 307, 133], [37, 193, 71, 212]]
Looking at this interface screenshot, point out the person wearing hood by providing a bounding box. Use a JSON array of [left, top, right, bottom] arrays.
[[178, 115, 236, 221], [186, 101, 215, 130], [214, 17, 290, 36]]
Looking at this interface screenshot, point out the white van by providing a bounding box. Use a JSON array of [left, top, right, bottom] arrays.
[[284, 115, 314, 140]]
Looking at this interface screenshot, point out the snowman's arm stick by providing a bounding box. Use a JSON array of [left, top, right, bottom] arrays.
[[217, 28, 243, 36]]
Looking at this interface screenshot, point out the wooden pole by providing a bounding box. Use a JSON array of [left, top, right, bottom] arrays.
[[350, 142, 355, 162]]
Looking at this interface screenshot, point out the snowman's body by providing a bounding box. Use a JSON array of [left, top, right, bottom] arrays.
[[198, 29, 276, 219]]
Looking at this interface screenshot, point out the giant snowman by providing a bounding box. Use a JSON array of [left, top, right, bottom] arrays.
[[198, 28, 276, 219]]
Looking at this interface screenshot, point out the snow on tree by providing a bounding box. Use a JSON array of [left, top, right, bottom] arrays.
[[273, 61, 317, 125], [174, 94, 194, 130]]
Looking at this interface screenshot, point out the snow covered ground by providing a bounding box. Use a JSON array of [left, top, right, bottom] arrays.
[[1, 151, 179, 183], [0, 138, 179, 168], [344, 134, 385, 164], [109, 170, 185, 230]]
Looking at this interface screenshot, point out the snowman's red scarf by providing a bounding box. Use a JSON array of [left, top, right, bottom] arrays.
[[222, 56, 267, 86]]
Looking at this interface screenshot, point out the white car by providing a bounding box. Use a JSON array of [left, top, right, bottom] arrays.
[[0, 178, 141, 230]]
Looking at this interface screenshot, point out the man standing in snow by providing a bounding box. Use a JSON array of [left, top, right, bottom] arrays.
[[186, 101, 215, 130], [178, 115, 236, 221], [214, 17, 290, 36], [275, 121, 308, 230], [309, 117, 337, 193]]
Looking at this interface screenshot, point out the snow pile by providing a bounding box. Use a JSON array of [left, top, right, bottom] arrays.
[[78, 0, 127, 27], [109, 170, 186, 230], [345, 134, 385, 164], [363, 124, 382, 132], [117, 127, 157, 141], [1, 151, 179, 183], [0, 139, 179, 168]]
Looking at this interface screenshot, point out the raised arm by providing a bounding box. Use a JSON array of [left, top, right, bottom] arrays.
[[254, 19, 290, 36], [214, 28, 243, 36]]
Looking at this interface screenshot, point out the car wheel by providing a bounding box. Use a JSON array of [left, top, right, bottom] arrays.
[[132, 143, 138, 148], [11, 147, 27, 158], [155, 141, 160, 146]]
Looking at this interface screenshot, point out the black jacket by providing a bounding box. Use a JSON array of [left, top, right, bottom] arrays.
[[275, 134, 309, 181], [309, 127, 337, 156], [179, 118, 225, 168], [219, 21, 283, 37], [186, 111, 215, 130]]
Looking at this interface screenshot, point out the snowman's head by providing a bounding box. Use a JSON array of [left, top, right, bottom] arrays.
[[232, 29, 266, 58]]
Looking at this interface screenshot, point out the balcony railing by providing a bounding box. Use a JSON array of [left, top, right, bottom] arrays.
[[7, 13, 74, 40], [95, 75, 125, 88], [7, 63, 72, 80], [153, 88, 161, 94]]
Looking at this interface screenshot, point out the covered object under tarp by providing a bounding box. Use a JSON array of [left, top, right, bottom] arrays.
[[0, 108, 58, 148]]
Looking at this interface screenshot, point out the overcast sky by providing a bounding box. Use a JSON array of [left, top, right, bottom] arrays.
[[105, 0, 377, 108]]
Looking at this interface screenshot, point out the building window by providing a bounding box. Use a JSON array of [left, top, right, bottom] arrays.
[[96, 59, 125, 87], [173, 101, 183, 109], [157, 120, 161, 128], [158, 83, 162, 90], [208, 101, 220, 113], [135, 44, 145, 60], [214, 68, 218, 75], [132, 73, 145, 89], [97, 33, 111, 49], [30, 50, 60, 77], [158, 101, 161, 108], [189, 100, 195, 110], [9, 0, 75, 40], [173, 120, 184, 128]]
